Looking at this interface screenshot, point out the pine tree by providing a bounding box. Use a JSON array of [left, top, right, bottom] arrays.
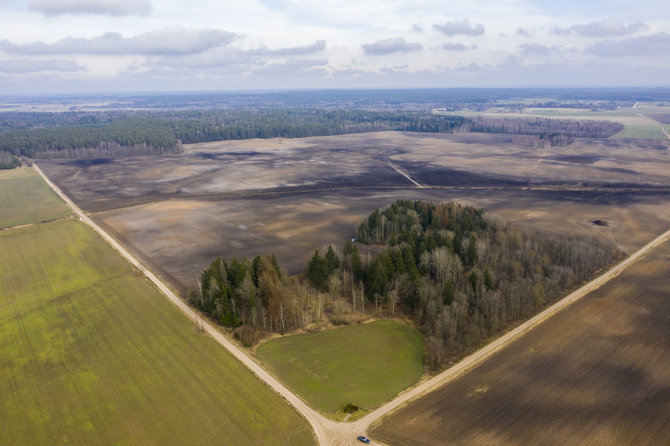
[[325, 245, 341, 272]]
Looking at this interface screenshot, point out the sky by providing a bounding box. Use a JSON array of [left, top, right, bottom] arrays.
[[0, 0, 668, 94]]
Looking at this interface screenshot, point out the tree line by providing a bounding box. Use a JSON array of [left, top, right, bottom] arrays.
[[0, 109, 623, 163], [465, 116, 623, 143], [195, 200, 621, 366]]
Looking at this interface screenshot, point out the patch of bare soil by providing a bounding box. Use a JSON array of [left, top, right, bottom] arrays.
[[370, 239, 670, 446]]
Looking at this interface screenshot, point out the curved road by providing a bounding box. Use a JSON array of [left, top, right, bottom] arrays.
[[34, 163, 670, 445]]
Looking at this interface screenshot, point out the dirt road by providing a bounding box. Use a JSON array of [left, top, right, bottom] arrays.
[[34, 163, 359, 445], [34, 162, 670, 445], [351, 224, 670, 437]]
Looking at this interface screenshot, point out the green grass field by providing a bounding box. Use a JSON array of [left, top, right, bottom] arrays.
[[256, 320, 424, 417], [0, 220, 314, 445], [525, 108, 636, 118], [609, 125, 668, 140], [0, 167, 70, 228]]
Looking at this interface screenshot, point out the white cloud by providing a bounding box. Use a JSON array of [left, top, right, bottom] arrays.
[[361, 37, 423, 55], [433, 19, 484, 36], [28, 0, 151, 16], [251, 40, 326, 56], [0, 27, 236, 55], [441, 43, 477, 51], [554, 20, 649, 37]]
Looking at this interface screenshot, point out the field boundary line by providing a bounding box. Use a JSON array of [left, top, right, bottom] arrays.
[[386, 162, 425, 188], [0, 215, 73, 232], [356, 226, 670, 435]]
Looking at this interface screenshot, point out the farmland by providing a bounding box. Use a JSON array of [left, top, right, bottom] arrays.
[[256, 320, 424, 417], [38, 131, 670, 294], [369, 238, 670, 446], [0, 167, 70, 228], [610, 125, 668, 140], [27, 126, 670, 445], [437, 104, 670, 141], [0, 219, 314, 445]]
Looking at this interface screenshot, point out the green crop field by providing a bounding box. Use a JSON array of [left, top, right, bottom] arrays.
[[256, 320, 424, 417], [0, 220, 314, 446], [0, 167, 70, 228], [610, 125, 668, 140], [525, 108, 636, 118]]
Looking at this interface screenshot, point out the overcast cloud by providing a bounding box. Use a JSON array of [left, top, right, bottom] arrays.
[[0, 0, 667, 93], [0, 58, 84, 73], [28, 0, 151, 16], [586, 32, 670, 57]]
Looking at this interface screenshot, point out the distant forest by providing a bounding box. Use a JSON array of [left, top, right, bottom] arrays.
[[195, 200, 621, 366], [0, 109, 622, 161]]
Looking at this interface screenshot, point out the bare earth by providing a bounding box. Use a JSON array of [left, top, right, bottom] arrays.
[[36, 132, 670, 293], [370, 234, 670, 446]]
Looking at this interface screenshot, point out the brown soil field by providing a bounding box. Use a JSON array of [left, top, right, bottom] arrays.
[[37, 131, 670, 294], [38, 132, 670, 213], [94, 188, 670, 294], [370, 238, 670, 446]]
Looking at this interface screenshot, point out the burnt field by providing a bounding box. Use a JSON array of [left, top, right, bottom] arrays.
[[38, 131, 670, 294], [370, 238, 670, 446], [94, 188, 670, 294], [38, 132, 670, 212]]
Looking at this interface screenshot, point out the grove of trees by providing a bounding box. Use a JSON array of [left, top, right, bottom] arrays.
[[195, 200, 621, 367]]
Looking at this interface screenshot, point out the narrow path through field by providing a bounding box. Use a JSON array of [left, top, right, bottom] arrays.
[[33, 162, 670, 445], [385, 161, 425, 188], [0, 215, 73, 232]]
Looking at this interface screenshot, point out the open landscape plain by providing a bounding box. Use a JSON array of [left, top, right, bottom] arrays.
[[32, 116, 670, 444], [2, 90, 669, 446], [3, 0, 670, 438]]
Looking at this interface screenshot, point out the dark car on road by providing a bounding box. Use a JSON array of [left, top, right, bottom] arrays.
[[357, 436, 371, 444]]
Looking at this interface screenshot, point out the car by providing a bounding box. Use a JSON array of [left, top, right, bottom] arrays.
[[357, 435, 371, 444]]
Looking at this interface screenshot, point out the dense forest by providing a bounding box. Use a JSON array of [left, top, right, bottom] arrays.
[[0, 109, 622, 161], [195, 200, 620, 366]]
